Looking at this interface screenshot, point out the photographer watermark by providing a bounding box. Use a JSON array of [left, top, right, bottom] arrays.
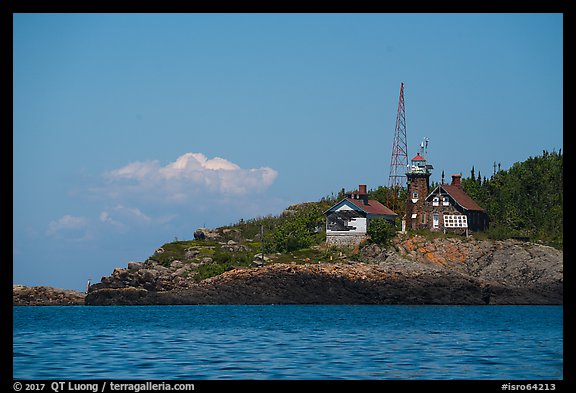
[[12, 382, 194, 393]]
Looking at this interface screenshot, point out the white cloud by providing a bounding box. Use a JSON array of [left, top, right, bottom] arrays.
[[99, 205, 153, 230], [66, 153, 281, 240], [47, 215, 87, 234], [113, 204, 151, 223], [102, 152, 278, 203], [99, 211, 111, 222], [46, 215, 91, 241], [99, 210, 125, 230], [107, 160, 161, 181]]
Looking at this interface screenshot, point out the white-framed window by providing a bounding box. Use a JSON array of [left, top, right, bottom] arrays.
[[412, 192, 419, 199], [432, 197, 439, 206], [443, 214, 468, 228], [442, 196, 450, 206], [433, 213, 439, 228]]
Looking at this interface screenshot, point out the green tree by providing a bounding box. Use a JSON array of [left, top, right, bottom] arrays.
[[367, 218, 397, 247], [264, 203, 325, 253], [463, 150, 562, 247], [368, 186, 406, 218]]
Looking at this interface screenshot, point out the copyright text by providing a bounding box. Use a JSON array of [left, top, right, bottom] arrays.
[[12, 382, 195, 393]]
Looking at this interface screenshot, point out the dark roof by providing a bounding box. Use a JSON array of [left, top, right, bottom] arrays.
[[430, 184, 486, 212], [345, 198, 398, 216]]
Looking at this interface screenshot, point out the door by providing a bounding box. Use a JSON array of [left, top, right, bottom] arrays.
[[433, 213, 439, 229]]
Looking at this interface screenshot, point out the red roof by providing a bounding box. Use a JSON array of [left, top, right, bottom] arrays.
[[440, 184, 486, 212], [411, 153, 425, 161], [346, 198, 398, 216]]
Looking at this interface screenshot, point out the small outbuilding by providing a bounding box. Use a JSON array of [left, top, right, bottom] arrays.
[[324, 184, 397, 246]]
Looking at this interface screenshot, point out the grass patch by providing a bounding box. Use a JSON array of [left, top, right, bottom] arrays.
[[147, 240, 219, 267], [193, 250, 253, 282]]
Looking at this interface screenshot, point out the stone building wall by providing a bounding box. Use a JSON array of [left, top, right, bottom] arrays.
[[405, 175, 430, 230], [326, 233, 367, 247]]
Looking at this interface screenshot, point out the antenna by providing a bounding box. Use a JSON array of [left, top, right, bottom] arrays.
[[388, 83, 408, 189], [387, 83, 409, 212], [388, 82, 408, 188], [418, 137, 429, 157]]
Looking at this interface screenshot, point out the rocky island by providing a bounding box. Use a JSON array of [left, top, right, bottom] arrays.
[[81, 231, 562, 306], [14, 151, 563, 306], [13, 285, 85, 306]]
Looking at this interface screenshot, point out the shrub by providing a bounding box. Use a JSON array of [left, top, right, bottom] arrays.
[[367, 218, 396, 247]]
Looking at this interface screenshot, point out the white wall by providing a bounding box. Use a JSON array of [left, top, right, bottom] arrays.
[[326, 217, 367, 234], [348, 217, 367, 233]]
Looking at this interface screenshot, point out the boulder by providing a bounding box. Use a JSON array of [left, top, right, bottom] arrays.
[[193, 229, 206, 240], [170, 260, 184, 269], [184, 248, 200, 259], [222, 243, 248, 252], [194, 228, 220, 240], [253, 253, 271, 262], [173, 267, 190, 277], [127, 262, 143, 271], [112, 267, 127, 277]]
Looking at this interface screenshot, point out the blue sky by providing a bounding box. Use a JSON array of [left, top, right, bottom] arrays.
[[13, 13, 563, 290]]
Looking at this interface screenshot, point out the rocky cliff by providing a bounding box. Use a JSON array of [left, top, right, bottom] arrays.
[[85, 235, 563, 305]]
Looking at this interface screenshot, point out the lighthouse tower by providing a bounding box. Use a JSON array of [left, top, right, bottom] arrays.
[[405, 144, 433, 230]]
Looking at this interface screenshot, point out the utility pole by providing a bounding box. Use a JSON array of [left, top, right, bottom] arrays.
[[260, 224, 265, 264]]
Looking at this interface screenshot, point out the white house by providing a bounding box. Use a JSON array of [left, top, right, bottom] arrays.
[[324, 184, 397, 246]]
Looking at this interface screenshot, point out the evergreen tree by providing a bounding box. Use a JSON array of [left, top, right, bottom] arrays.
[[462, 150, 562, 247]]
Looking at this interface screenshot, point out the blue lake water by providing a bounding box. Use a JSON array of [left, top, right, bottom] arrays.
[[13, 305, 562, 380]]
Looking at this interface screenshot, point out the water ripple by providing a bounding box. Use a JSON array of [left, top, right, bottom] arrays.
[[13, 305, 562, 380]]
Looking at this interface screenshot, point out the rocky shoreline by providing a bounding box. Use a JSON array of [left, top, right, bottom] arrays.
[[13, 285, 85, 306], [84, 236, 562, 306], [84, 261, 561, 306], [14, 236, 563, 306]]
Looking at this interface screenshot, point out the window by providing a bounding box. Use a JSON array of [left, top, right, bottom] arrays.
[[443, 214, 468, 228], [421, 213, 426, 224], [432, 197, 439, 206], [412, 192, 419, 199], [433, 213, 439, 228], [442, 196, 450, 206]]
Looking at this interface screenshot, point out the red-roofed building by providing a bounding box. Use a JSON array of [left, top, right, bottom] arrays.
[[424, 174, 489, 233], [324, 184, 397, 246], [404, 149, 489, 234], [411, 153, 426, 161]]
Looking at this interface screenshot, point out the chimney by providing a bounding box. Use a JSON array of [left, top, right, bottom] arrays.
[[451, 174, 461, 188], [358, 184, 369, 204]]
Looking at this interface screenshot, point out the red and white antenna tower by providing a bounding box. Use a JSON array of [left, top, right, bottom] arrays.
[[388, 82, 408, 190]]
